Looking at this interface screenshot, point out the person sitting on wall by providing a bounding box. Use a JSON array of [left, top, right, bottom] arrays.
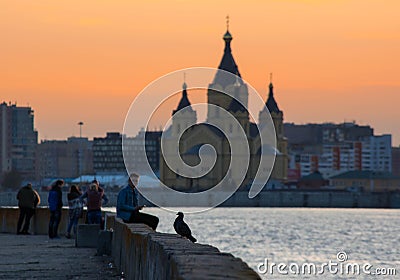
[[117, 173, 159, 230], [16, 183, 40, 235]]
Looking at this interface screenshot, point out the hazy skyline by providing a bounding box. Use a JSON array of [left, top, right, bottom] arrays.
[[1, 0, 399, 144]]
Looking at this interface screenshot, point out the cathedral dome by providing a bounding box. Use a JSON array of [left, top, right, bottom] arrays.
[[223, 30, 232, 40]]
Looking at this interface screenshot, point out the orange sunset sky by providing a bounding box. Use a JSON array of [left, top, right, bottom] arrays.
[[1, 0, 399, 144]]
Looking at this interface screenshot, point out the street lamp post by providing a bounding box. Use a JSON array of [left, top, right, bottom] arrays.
[[78, 122, 84, 138], [77, 122, 84, 184]]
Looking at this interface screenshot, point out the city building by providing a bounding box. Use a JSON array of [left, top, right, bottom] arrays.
[[93, 130, 162, 176], [391, 146, 400, 176], [330, 170, 400, 192], [160, 26, 288, 191], [35, 137, 93, 182], [144, 130, 162, 174], [297, 170, 329, 190], [284, 122, 373, 153], [0, 102, 38, 181], [123, 129, 162, 175], [286, 121, 391, 178], [361, 135, 392, 172], [93, 132, 125, 173]]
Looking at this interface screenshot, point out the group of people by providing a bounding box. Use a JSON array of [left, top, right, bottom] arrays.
[[16, 173, 159, 238], [48, 179, 109, 239]]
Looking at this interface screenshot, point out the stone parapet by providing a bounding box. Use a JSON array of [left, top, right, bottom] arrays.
[[108, 214, 260, 280], [0, 208, 260, 279], [0, 207, 87, 235]]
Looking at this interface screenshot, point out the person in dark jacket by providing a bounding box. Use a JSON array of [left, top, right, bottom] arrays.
[[117, 173, 159, 230], [65, 184, 83, 239], [16, 183, 40, 235], [80, 181, 108, 225], [48, 179, 64, 239]]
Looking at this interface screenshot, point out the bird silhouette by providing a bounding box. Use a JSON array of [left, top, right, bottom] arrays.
[[174, 212, 197, 243]]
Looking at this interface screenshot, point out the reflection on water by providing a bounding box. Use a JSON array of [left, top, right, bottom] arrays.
[[104, 207, 400, 279]]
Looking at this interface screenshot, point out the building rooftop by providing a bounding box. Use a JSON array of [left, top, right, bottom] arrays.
[[330, 170, 400, 180], [300, 170, 326, 181]]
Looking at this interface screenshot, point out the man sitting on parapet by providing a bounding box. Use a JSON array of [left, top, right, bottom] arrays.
[[116, 173, 159, 230]]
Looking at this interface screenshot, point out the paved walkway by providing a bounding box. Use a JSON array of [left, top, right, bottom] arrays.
[[0, 234, 120, 279]]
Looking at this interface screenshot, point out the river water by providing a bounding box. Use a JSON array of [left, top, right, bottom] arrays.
[[105, 207, 399, 279]]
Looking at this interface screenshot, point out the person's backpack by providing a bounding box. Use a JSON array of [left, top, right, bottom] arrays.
[[48, 190, 59, 211]]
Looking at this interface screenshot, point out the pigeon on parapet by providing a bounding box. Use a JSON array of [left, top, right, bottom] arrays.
[[173, 212, 197, 243]]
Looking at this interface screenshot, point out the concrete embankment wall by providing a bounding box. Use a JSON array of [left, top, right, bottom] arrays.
[[138, 191, 400, 208], [0, 191, 120, 208], [0, 208, 260, 280], [0, 207, 85, 234], [105, 214, 260, 280], [1, 190, 399, 208], [220, 191, 400, 208]]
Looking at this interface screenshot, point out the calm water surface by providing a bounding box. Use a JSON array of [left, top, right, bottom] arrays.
[[105, 207, 399, 279]]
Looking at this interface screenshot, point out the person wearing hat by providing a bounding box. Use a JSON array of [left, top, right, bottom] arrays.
[[16, 183, 40, 235]]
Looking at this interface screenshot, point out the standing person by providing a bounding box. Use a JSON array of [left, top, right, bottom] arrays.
[[81, 181, 108, 225], [48, 179, 64, 239], [117, 173, 159, 230], [16, 183, 40, 235], [65, 184, 83, 239], [91, 179, 109, 207]]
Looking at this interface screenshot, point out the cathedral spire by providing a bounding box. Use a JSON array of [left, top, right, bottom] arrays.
[[265, 73, 281, 114], [223, 15, 232, 43], [183, 72, 187, 90], [173, 76, 193, 115], [212, 17, 241, 87]]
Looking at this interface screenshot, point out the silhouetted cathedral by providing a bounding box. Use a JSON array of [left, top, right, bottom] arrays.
[[160, 26, 287, 191]]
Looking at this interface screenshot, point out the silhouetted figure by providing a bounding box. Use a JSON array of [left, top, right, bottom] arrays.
[[48, 179, 64, 239], [117, 173, 159, 230], [80, 180, 108, 226], [16, 183, 40, 235], [65, 184, 83, 238], [174, 212, 197, 242]]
